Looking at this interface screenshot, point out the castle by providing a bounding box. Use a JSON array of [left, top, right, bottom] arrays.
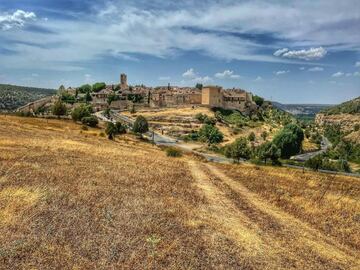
[[65, 73, 257, 114]]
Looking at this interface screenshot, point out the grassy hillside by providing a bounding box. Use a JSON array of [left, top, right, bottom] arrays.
[[0, 116, 359, 269], [320, 96, 360, 115], [0, 84, 55, 111]]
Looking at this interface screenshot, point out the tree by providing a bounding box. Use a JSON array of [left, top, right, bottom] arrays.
[[78, 84, 92, 93], [257, 142, 281, 164], [81, 116, 99, 127], [253, 95, 264, 107], [273, 124, 304, 158], [85, 91, 92, 103], [198, 124, 224, 145], [92, 82, 106, 93], [52, 100, 67, 118], [71, 104, 93, 122], [106, 121, 126, 140], [224, 137, 251, 162], [248, 132, 256, 142], [133, 116, 149, 135], [261, 131, 268, 141], [107, 93, 119, 105], [195, 83, 203, 90]]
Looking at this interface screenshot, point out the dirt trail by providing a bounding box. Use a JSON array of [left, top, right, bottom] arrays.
[[187, 160, 360, 269]]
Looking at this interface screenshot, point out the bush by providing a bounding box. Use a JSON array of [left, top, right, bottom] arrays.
[[256, 142, 281, 164], [133, 116, 149, 134], [71, 104, 93, 122], [248, 132, 256, 142], [253, 95, 264, 107], [224, 137, 251, 162], [273, 124, 304, 158], [198, 124, 223, 145], [78, 84, 92, 93], [166, 147, 182, 157], [105, 121, 126, 140], [52, 100, 67, 118], [92, 82, 106, 92], [81, 116, 99, 127]]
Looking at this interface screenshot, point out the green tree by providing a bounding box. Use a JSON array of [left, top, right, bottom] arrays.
[[273, 124, 304, 158], [195, 83, 203, 90], [224, 137, 251, 162], [78, 84, 92, 93], [85, 91, 92, 103], [133, 115, 149, 135], [261, 131, 268, 141], [105, 121, 126, 140], [52, 100, 67, 118], [81, 116, 99, 127], [257, 142, 281, 164], [248, 132, 256, 142], [92, 82, 106, 93], [198, 124, 224, 145], [71, 104, 93, 122], [253, 95, 264, 107]]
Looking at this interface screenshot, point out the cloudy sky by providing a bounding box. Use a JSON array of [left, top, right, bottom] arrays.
[[0, 0, 359, 103]]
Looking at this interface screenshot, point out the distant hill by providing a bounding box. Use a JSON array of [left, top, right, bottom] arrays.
[[0, 84, 56, 111], [272, 102, 332, 116], [320, 96, 360, 115]]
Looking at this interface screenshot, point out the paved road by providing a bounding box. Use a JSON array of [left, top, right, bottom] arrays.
[[291, 136, 332, 162], [95, 111, 360, 175]]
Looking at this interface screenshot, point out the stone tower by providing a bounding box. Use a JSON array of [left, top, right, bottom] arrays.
[[201, 86, 222, 107], [120, 73, 128, 89]]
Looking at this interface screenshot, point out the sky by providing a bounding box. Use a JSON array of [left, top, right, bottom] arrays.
[[0, 0, 359, 104]]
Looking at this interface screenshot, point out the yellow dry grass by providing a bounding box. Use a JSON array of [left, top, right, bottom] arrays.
[[0, 115, 359, 269]]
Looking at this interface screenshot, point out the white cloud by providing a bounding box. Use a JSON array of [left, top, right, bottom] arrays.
[[345, 73, 352, 77], [332, 71, 344, 77], [84, 74, 93, 83], [193, 76, 212, 84], [0, 10, 36, 30], [355, 62, 360, 67], [214, 70, 240, 79], [308, 67, 324, 72], [273, 48, 289, 57], [182, 68, 196, 78], [279, 47, 327, 60], [254, 76, 263, 82], [354, 71, 360, 77], [275, 70, 290, 75], [299, 67, 305, 70], [159, 76, 171, 81]]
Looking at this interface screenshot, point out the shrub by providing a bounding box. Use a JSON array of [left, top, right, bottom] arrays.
[[81, 116, 99, 127], [133, 116, 149, 135], [166, 147, 182, 157], [52, 100, 67, 118], [248, 132, 256, 142], [224, 137, 251, 162], [253, 95, 264, 107], [273, 124, 304, 158], [198, 124, 223, 145], [261, 131, 268, 141], [61, 92, 76, 104], [256, 142, 281, 164], [92, 82, 106, 92], [105, 121, 127, 140], [78, 84, 92, 93], [71, 104, 93, 122]]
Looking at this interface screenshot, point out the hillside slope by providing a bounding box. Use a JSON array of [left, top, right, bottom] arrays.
[[0, 116, 359, 269], [320, 96, 360, 115], [0, 84, 55, 111]]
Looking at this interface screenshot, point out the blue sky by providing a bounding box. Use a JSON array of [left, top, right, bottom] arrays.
[[0, 0, 359, 104]]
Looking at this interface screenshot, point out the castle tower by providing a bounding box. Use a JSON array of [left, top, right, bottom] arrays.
[[120, 73, 128, 90], [201, 86, 222, 107]]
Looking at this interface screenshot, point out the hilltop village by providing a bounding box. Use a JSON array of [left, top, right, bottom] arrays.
[[55, 73, 258, 114]]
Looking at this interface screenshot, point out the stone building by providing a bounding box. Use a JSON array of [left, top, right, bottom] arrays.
[[201, 86, 257, 114], [120, 73, 128, 90]]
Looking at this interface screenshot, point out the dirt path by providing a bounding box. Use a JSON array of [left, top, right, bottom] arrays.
[[187, 160, 360, 269]]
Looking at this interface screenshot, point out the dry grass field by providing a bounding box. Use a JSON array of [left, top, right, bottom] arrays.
[[0, 115, 359, 269]]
